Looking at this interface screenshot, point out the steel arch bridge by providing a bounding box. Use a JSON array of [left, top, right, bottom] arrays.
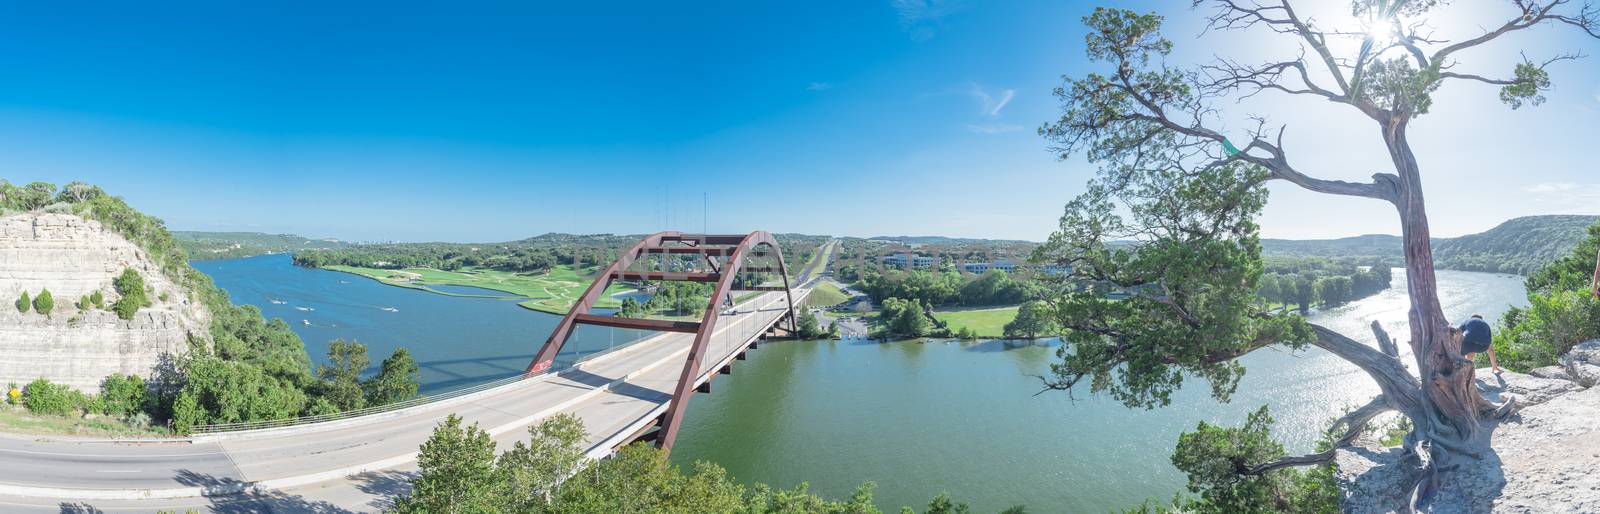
[[527, 230, 802, 450]]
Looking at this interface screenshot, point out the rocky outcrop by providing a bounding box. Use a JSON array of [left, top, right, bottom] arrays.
[[1336, 351, 1600, 513], [0, 212, 209, 392]]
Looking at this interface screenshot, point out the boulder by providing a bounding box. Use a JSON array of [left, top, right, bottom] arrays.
[[1527, 366, 1572, 381], [1476, 370, 1581, 407]]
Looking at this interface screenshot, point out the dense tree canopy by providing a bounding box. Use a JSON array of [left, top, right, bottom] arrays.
[[392, 413, 990, 514]]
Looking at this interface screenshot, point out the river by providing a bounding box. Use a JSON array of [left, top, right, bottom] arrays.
[[195, 255, 1528, 512], [192, 254, 646, 394]]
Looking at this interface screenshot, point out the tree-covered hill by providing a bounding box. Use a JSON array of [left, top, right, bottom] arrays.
[[1261, 215, 1597, 275], [173, 231, 351, 260], [1431, 215, 1598, 274]]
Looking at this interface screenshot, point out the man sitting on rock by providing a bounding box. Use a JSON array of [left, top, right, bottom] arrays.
[[1459, 313, 1501, 374]]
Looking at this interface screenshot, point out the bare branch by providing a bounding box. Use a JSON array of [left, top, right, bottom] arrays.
[[1438, 52, 1586, 85], [1431, 0, 1599, 65], [1237, 395, 1393, 475]]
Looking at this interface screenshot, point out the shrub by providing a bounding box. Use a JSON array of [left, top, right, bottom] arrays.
[[15, 291, 29, 313], [100, 373, 148, 418], [128, 411, 153, 430], [90, 290, 104, 308], [112, 268, 149, 320], [6, 383, 18, 404], [1491, 290, 1600, 371], [23, 378, 73, 416], [171, 392, 201, 434], [32, 288, 53, 316]]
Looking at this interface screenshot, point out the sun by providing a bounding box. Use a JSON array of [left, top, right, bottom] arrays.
[[1362, 18, 1398, 45]]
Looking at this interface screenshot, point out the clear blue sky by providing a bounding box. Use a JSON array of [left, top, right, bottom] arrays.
[[2, 1, 1597, 242]]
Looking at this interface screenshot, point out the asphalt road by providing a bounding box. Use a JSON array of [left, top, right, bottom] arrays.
[[0, 288, 806, 513]]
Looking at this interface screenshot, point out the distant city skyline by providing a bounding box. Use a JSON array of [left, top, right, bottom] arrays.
[[2, 1, 1596, 243]]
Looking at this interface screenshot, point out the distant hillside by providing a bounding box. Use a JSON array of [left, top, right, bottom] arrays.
[[1262, 215, 1598, 275], [866, 235, 1033, 245], [1432, 215, 1597, 274], [1262, 234, 1402, 258], [173, 231, 350, 260]]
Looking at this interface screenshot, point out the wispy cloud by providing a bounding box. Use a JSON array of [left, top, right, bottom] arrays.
[[891, 0, 960, 41], [966, 123, 1023, 134], [1524, 182, 1600, 214], [968, 84, 1015, 117], [807, 82, 834, 91]]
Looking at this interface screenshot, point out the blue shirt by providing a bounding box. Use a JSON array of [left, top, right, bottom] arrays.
[[1459, 317, 1491, 354]]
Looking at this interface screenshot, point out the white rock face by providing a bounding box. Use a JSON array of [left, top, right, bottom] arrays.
[[0, 212, 209, 391], [1337, 369, 1599, 513]]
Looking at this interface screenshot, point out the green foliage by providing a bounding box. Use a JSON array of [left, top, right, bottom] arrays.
[[1035, 9, 1321, 409], [1492, 290, 1600, 371], [32, 288, 54, 316], [0, 181, 58, 211], [859, 269, 1041, 310], [1167, 406, 1337, 514], [878, 297, 934, 339], [15, 290, 29, 314], [171, 391, 201, 434], [1002, 300, 1058, 339], [796, 311, 827, 339], [392, 414, 500, 514], [23, 378, 73, 416], [496, 414, 589, 512], [317, 339, 370, 411], [365, 347, 421, 407], [99, 374, 148, 418], [89, 289, 104, 308], [646, 281, 713, 317], [956, 326, 978, 341], [390, 413, 977, 514], [177, 357, 308, 429], [208, 304, 313, 387], [1525, 218, 1600, 295], [617, 297, 648, 318], [112, 268, 149, 320], [1499, 60, 1552, 109], [1494, 218, 1600, 371], [1355, 57, 1439, 116]]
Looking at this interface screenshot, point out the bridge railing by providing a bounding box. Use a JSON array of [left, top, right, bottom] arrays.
[[187, 341, 635, 435], [188, 287, 813, 435]]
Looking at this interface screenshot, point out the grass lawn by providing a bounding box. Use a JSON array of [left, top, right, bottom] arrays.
[[0, 404, 170, 438], [805, 281, 849, 308], [325, 264, 632, 315], [933, 306, 1020, 338]]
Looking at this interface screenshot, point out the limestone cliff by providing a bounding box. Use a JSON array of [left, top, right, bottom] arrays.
[[0, 212, 210, 392], [1336, 340, 1600, 513]]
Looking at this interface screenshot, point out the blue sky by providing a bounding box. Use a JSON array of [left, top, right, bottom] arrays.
[[2, 1, 1597, 242]]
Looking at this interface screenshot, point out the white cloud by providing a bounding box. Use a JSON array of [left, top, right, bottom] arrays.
[[966, 123, 1023, 134], [891, 0, 959, 41], [968, 84, 1015, 117], [1524, 182, 1600, 214], [807, 82, 834, 91]]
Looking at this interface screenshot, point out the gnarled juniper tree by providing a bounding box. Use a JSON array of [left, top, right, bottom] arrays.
[[1035, 1, 1598, 508]]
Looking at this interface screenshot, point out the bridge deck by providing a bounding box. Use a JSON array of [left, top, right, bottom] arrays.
[[0, 288, 805, 510]]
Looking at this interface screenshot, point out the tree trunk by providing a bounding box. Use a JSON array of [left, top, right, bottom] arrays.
[[1382, 115, 1481, 508]]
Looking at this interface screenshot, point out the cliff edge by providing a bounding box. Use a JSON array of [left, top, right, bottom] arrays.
[[0, 212, 210, 392], [1336, 340, 1600, 513]]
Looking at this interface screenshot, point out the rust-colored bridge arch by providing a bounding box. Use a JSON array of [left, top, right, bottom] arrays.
[[527, 231, 798, 450]]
